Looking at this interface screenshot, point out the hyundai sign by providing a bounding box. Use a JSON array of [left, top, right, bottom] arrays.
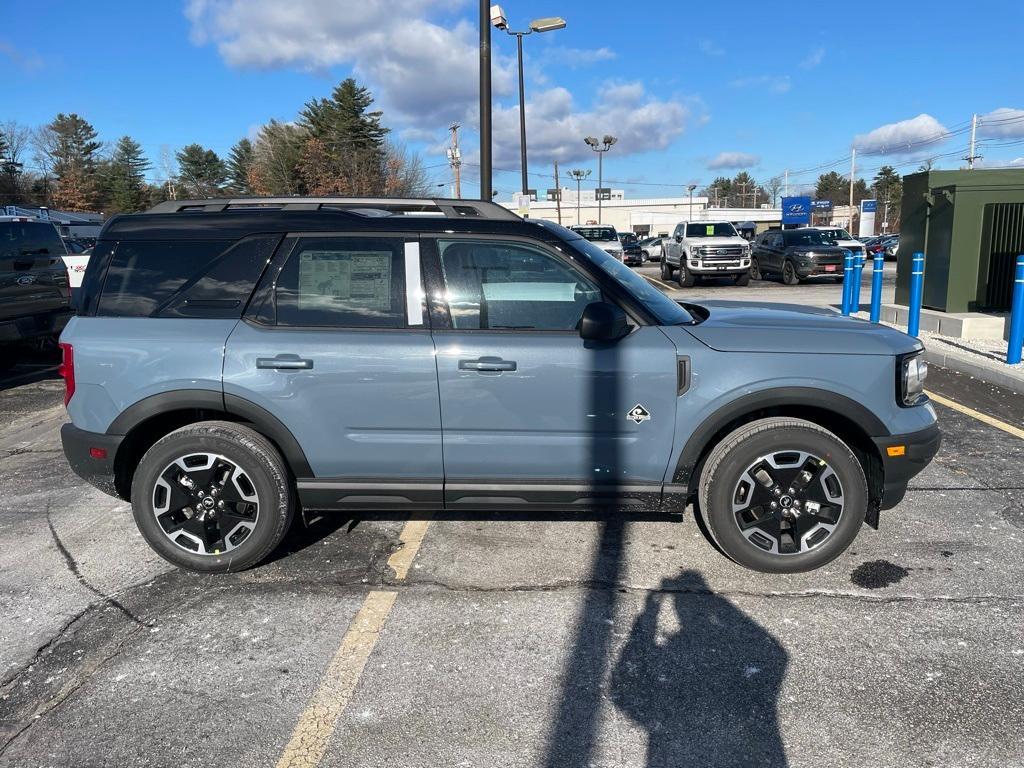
[[811, 199, 833, 211], [781, 196, 811, 225]]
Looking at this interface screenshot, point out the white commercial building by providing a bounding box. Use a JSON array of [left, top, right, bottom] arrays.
[[501, 192, 783, 237]]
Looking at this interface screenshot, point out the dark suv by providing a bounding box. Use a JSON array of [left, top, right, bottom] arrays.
[[618, 232, 644, 266], [60, 197, 938, 575], [751, 229, 846, 285], [1, 216, 73, 368]]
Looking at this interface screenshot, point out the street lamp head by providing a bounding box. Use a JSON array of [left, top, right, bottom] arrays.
[[687, 184, 697, 192], [490, 4, 508, 30], [602, 135, 617, 148], [584, 136, 599, 148], [529, 16, 566, 33]]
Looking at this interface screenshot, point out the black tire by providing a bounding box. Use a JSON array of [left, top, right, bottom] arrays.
[[697, 417, 866, 573], [131, 421, 295, 573], [782, 259, 801, 285], [734, 272, 750, 287], [678, 265, 696, 288], [749, 257, 762, 281], [660, 260, 673, 280]]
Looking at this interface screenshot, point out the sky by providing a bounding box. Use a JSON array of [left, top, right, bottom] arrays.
[[4, 0, 1024, 201]]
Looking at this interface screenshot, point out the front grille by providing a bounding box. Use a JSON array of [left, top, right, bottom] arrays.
[[700, 245, 744, 259]]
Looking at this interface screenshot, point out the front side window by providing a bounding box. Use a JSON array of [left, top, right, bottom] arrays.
[[275, 236, 408, 328], [784, 230, 827, 247], [436, 239, 601, 330]]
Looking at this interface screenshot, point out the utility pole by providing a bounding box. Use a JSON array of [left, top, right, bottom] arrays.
[[446, 123, 462, 198], [848, 148, 856, 234], [553, 161, 562, 225], [965, 113, 982, 169], [478, 0, 492, 200], [687, 184, 696, 221]]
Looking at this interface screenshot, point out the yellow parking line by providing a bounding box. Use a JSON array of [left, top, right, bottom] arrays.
[[275, 516, 432, 768], [926, 390, 1024, 440], [642, 273, 677, 291]]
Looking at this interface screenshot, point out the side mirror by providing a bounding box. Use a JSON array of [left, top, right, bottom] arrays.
[[579, 301, 629, 342], [674, 235, 683, 243]]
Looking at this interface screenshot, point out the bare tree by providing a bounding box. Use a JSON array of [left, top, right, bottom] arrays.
[[766, 176, 783, 207]]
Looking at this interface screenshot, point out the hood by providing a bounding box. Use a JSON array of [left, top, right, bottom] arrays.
[[689, 236, 746, 247], [681, 300, 922, 356]]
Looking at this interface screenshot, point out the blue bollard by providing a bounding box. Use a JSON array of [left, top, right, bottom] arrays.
[[907, 252, 925, 337], [850, 253, 865, 313], [870, 252, 885, 323], [1007, 254, 1024, 365], [841, 250, 854, 316]]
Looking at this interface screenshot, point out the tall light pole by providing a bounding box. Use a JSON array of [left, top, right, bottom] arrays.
[[479, 0, 492, 200], [687, 183, 697, 221], [584, 135, 616, 224], [492, 10, 566, 195], [568, 168, 591, 225]]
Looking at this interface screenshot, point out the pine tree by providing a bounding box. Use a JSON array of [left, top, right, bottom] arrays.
[[102, 136, 151, 213], [176, 144, 227, 198], [227, 138, 254, 194], [41, 113, 102, 210]]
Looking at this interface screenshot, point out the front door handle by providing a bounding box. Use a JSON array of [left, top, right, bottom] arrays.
[[257, 355, 314, 370], [459, 357, 517, 372]]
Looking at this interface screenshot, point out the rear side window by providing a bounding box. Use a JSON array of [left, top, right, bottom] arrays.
[[97, 240, 230, 317], [0, 222, 66, 260], [274, 236, 410, 328]]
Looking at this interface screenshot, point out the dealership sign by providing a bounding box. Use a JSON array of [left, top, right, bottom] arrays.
[[859, 198, 877, 237], [781, 196, 811, 225], [811, 199, 833, 211]]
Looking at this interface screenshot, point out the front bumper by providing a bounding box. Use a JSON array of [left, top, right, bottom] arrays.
[[688, 260, 750, 275], [795, 262, 842, 278], [873, 422, 942, 510], [61, 422, 124, 498]]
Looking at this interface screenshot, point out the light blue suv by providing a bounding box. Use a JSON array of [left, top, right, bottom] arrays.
[[59, 197, 940, 574]]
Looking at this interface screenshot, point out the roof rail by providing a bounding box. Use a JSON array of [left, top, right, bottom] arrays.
[[147, 196, 520, 221]]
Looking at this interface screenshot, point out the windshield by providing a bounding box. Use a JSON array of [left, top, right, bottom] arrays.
[[573, 226, 617, 242], [565, 236, 692, 325], [819, 229, 852, 241], [685, 222, 737, 238], [784, 230, 829, 247]]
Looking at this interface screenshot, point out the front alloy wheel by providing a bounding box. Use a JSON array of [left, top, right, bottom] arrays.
[[698, 417, 866, 573], [782, 260, 800, 285]]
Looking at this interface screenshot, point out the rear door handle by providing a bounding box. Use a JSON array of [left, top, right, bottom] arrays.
[[256, 355, 313, 370], [459, 357, 517, 372]]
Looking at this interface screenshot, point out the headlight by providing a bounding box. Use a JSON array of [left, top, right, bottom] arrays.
[[899, 353, 928, 406]]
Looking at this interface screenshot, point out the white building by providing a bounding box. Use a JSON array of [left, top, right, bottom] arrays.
[[501, 192, 783, 237]]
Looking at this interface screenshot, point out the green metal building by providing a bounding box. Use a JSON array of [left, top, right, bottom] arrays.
[[897, 168, 1024, 313]]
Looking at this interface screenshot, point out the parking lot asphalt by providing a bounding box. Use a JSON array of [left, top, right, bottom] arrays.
[[2, 273, 1022, 768]]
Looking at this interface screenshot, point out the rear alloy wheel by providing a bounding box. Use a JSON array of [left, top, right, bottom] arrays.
[[782, 259, 801, 285], [698, 417, 866, 573], [131, 421, 294, 572], [749, 257, 762, 281]]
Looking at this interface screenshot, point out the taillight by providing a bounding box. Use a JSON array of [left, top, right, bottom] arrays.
[[58, 342, 75, 407]]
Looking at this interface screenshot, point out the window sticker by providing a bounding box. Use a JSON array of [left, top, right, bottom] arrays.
[[298, 250, 392, 310], [705, 225, 715, 236]]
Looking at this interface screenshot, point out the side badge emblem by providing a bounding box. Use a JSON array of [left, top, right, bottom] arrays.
[[627, 404, 651, 424]]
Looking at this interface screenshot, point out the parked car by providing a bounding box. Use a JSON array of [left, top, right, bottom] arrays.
[[1, 216, 74, 369], [639, 236, 664, 262], [867, 235, 899, 260], [60, 196, 939, 575], [802, 227, 865, 262], [569, 224, 622, 260], [661, 221, 752, 287], [750, 229, 846, 285], [618, 232, 645, 266]]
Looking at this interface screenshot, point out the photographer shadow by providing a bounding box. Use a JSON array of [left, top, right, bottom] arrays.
[[610, 569, 789, 767]]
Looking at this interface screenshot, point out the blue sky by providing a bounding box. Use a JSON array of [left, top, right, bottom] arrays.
[[5, 0, 1024, 200]]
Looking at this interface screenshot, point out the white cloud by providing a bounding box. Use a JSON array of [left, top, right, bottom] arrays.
[[185, 0, 694, 167], [800, 46, 825, 69], [0, 40, 44, 73], [699, 39, 724, 56], [978, 108, 1024, 139], [729, 74, 791, 94], [706, 151, 760, 170], [488, 81, 688, 167], [545, 46, 617, 68], [853, 114, 950, 155]]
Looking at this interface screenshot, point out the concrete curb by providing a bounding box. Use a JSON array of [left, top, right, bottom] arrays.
[[922, 347, 1023, 393]]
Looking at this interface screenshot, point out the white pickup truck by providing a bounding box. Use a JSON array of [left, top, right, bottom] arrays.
[[660, 220, 752, 287]]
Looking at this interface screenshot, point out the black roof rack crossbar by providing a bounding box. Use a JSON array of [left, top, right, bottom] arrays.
[[147, 197, 520, 220]]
